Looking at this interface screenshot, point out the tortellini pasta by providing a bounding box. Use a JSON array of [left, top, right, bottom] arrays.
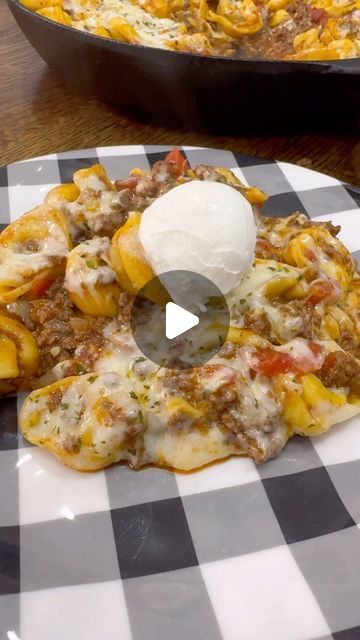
[[110, 211, 168, 304], [282, 372, 360, 436], [0, 314, 39, 380], [65, 236, 122, 316], [283, 226, 354, 294], [20, 372, 144, 471], [0, 205, 71, 303], [47, 164, 130, 240], [20, 0, 360, 60]]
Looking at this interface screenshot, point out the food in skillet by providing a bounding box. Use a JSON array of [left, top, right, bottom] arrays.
[[0, 148, 359, 471], [20, 0, 360, 60]]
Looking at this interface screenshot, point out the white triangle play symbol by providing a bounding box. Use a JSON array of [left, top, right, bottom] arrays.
[[165, 302, 199, 340]]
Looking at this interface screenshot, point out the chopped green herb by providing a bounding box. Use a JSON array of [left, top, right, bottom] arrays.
[[135, 356, 146, 363], [61, 403, 69, 411], [56, 426, 60, 435], [88, 376, 97, 384], [143, 384, 150, 389], [268, 267, 277, 271], [86, 260, 96, 269], [239, 298, 246, 305], [130, 391, 138, 400], [138, 410, 144, 424], [76, 363, 86, 374], [101, 440, 106, 444]]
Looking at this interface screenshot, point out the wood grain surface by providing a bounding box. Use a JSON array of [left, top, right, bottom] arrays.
[[1, 1, 359, 183]]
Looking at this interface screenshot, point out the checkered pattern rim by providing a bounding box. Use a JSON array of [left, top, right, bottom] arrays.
[[0, 146, 360, 640]]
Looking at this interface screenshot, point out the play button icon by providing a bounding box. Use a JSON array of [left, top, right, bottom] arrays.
[[165, 302, 199, 340], [130, 270, 230, 370]]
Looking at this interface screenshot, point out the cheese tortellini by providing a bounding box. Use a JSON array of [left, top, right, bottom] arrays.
[[46, 164, 131, 240], [110, 211, 168, 304], [65, 237, 122, 316], [282, 371, 360, 436], [20, 0, 360, 60], [0, 313, 39, 389], [283, 225, 355, 293], [0, 205, 71, 304], [20, 372, 144, 471]]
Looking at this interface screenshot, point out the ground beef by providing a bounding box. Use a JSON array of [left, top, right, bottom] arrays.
[[29, 280, 77, 373], [338, 330, 360, 360], [62, 434, 82, 455], [29, 279, 108, 375], [114, 161, 253, 215], [114, 161, 178, 211], [243, 308, 272, 339], [47, 389, 63, 413], [317, 351, 360, 394], [163, 370, 201, 396], [193, 165, 226, 182], [255, 238, 283, 261], [287, 300, 322, 340], [241, 0, 325, 59], [218, 341, 236, 359]]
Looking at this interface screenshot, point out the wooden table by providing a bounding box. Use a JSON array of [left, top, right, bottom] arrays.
[[1, 1, 359, 184]]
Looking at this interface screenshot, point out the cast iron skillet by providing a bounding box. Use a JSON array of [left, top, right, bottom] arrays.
[[7, 0, 360, 132]]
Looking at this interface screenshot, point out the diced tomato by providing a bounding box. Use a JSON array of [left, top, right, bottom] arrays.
[[307, 279, 338, 305], [116, 177, 139, 190], [30, 275, 55, 298], [256, 238, 274, 252], [251, 349, 296, 376], [310, 7, 325, 23], [307, 341, 323, 359], [165, 148, 189, 176], [304, 248, 317, 263], [250, 341, 323, 376]]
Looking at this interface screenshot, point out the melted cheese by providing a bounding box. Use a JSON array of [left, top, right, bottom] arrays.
[[72, 0, 185, 47], [20, 372, 142, 471], [0, 222, 69, 286], [65, 237, 117, 295]]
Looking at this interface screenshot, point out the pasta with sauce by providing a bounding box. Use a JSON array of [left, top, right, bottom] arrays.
[[20, 0, 360, 60], [0, 148, 359, 472]]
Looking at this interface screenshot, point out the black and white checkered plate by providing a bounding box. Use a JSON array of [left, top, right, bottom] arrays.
[[1, 146, 360, 640]]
